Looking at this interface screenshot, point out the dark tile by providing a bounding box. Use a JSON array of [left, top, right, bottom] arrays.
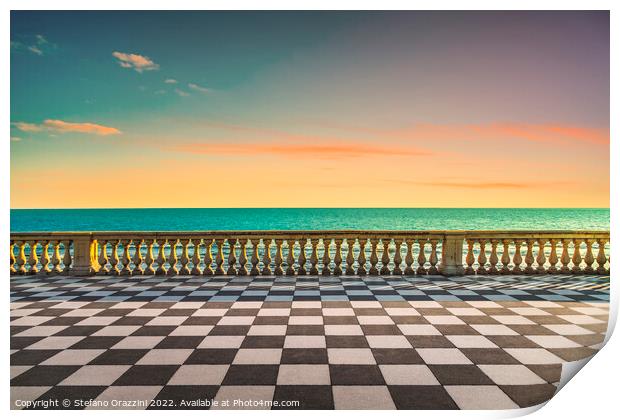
[[11, 349, 60, 365], [509, 325, 559, 335], [33, 386, 107, 409], [181, 317, 221, 325], [112, 316, 153, 326], [11, 365, 80, 386], [281, 348, 328, 364], [253, 316, 289, 325], [41, 317, 86, 326], [113, 365, 179, 385], [155, 336, 203, 349], [90, 349, 149, 365], [525, 364, 562, 383], [11, 337, 43, 350], [69, 336, 123, 349], [389, 385, 458, 409], [329, 365, 385, 385], [162, 309, 198, 316], [290, 308, 322, 316], [460, 348, 520, 364], [208, 325, 250, 336], [241, 336, 285, 348], [486, 336, 539, 348], [286, 325, 324, 335], [149, 386, 219, 410], [407, 336, 455, 348], [325, 336, 368, 348], [548, 347, 597, 362], [35, 309, 73, 317], [361, 325, 401, 335], [186, 349, 238, 364], [132, 326, 176, 336], [500, 384, 556, 408], [371, 348, 423, 364], [323, 316, 359, 325], [96, 309, 134, 317], [458, 316, 499, 325], [273, 385, 334, 410], [390, 316, 428, 324], [54, 326, 103, 336], [222, 365, 279, 385], [434, 325, 479, 335], [429, 365, 493, 385]]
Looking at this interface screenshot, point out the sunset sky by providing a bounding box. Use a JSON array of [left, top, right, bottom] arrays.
[[10, 11, 609, 209]]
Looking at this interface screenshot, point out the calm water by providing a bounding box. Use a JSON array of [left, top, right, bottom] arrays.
[[10, 208, 610, 232]]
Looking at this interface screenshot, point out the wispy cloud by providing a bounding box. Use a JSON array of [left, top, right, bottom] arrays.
[[164, 79, 178, 84], [112, 51, 159, 72], [11, 34, 55, 56], [173, 142, 431, 160], [188, 83, 211, 94], [175, 88, 190, 97], [13, 120, 121, 136]]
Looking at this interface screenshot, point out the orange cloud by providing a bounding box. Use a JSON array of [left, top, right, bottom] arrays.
[[112, 51, 159, 72], [13, 119, 121, 136], [173, 142, 431, 159], [390, 180, 573, 189]]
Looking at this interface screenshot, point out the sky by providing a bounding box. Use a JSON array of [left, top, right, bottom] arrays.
[[10, 11, 610, 208]]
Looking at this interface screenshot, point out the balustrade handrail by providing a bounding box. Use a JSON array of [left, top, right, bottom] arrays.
[[10, 230, 610, 277]]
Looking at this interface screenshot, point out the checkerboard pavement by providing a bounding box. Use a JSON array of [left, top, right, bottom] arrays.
[[10, 274, 609, 410]]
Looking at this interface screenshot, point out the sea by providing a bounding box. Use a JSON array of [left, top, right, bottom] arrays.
[[10, 208, 610, 232]]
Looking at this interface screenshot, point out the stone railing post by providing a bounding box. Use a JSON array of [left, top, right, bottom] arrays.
[[70, 233, 95, 276], [439, 233, 465, 276]]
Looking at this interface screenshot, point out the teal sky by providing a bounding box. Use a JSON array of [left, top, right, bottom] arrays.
[[10, 11, 610, 208]]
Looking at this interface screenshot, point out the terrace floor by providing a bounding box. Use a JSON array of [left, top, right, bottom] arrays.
[[10, 274, 610, 410]]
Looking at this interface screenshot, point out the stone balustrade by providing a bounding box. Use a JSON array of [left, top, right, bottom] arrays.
[[10, 231, 610, 277]]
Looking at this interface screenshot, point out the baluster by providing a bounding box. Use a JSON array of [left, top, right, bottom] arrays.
[[369, 239, 380, 275], [155, 240, 167, 275], [177, 239, 190, 275], [250, 239, 260, 276], [464, 239, 475, 275], [62, 240, 72, 274], [274, 239, 284, 275], [203, 239, 215, 275], [393, 238, 403, 275], [214, 239, 225, 275], [309, 239, 319, 275], [333, 239, 343, 275], [596, 239, 608, 275], [132, 239, 145, 275], [28, 241, 39, 275], [583, 239, 595, 274], [16, 241, 27, 274], [380, 239, 391, 275], [488, 239, 499, 275], [109, 240, 120, 275], [120, 239, 132, 275], [40, 240, 51, 274], [237, 239, 248, 275], [51, 240, 62, 273], [262, 239, 273, 275], [298, 239, 307, 275], [191, 239, 203, 275], [404, 239, 415, 275], [345, 238, 356, 275], [168, 239, 179, 275], [497, 239, 509, 274], [143, 239, 155, 275], [10, 241, 16, 274], [547, 239, 558, 273], [560, 239, 571, 274], [536, 239, 547, 274], [524, 239, 535, 274], [357, 238, 368, 275], [477, 240, 487, 275], [428, 239, 439, 275], [227, 238, 238, 275], [321, 239, 332, 276], [97, 239, 109, 275], [512, 240, 523, 274], [285, 239, 295, 275], [416, 239, 427, 275], [572, 239, 583, 274]]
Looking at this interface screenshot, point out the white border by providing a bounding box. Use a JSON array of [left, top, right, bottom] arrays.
[[3, 2, 616, 420]]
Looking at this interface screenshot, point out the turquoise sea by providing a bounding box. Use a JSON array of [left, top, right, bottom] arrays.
[[10, 208, 610, 232]]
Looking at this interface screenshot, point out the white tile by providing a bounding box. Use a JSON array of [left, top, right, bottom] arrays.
[[424, 315, 465, 325], [332, 386, 395, 410], [41, 349, 105, 365], [93, 325, 141, 336], [198, 335, 245, 349], [350, 301, 382, 308], [397, 324, 441, 336], [324, 325, 364, 336], [542, 324, 595, 336], [247, 325, 288, 336], [445, 385, 518, 409], [446, 335, 498, 348], [416, 348, 472, 365], [137, 349, 193, 365], [26, 336, 84, 350], [470, 324, 519, 336], [14, 326, 68, 337], [76, 317, 120, 326], [559, 315, 605, 325], [328, 348, 376, 364], [170, 325, 214, 336], [322, 308, 355, 316], [385, 307, 420, 316], [233, 349, 282, 364], [212, 386, 275, 410], [573, 307, 608, 316], [168, 365, 229, 385], [288, 316, 323, 325], [505, 348, 565, 364], [447, 307, 485, 316], [509, 307, 551, 316], [366, 335, 412, 349], [379, 365, 439, 385], [479, 364, 547, 385], [277, 364, 330, 385], [491, 315, 535, 325], [357, 316, 394, 325], [217, 316, 255, 325], [284, 335, 326, 348], [524, 335, 582, 349], [112, 336, 165, 349], [60, 365, 130, 386]]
